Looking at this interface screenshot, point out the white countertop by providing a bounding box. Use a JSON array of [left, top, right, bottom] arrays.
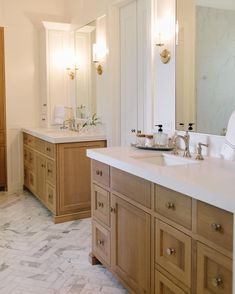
[[87, 146, 235, 214], [22, 128, 107, 144]]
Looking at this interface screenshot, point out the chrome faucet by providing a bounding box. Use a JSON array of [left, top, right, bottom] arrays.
[[172, 131, 191, 158]]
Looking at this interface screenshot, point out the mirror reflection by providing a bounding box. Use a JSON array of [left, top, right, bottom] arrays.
[[176, 0, 235, 135], [75, 20, 97, 118]]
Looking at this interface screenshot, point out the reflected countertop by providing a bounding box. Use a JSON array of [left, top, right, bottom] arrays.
[[22, 127, 107, 144]]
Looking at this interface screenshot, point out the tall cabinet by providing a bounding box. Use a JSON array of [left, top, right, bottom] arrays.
[[0, 27, 7, 191]]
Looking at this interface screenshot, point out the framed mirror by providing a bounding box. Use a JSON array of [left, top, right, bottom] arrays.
[[176, 0, 235, 135], [75, 20, 97, 118]]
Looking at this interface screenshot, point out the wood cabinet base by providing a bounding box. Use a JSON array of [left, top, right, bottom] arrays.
[[23, 133, 106, 223], [53, 210, 91, 224]]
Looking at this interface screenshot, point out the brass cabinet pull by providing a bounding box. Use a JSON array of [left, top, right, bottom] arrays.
[[47, 169, 52, 174], [46, 147, 51, 152], [98, 240, 104, 246], [212, 277, 223, 287], [96, 170, 103, 176], [166, 248, 176, 256], [48, 194, 53, 200], [212, 223, 222, 232], [166, 202, 175, 210], [41, 164, 46, 168], [110, 207, 116, 213], [98, 202, 104, 208]]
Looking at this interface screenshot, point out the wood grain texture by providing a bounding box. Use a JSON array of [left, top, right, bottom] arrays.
[[0, 145, 6, 186], [197, 242, 232, 294], [197, 201, 233, 252], [155, 185, 192, 230], [92, 184, 110, 227], [155, 270, 188, 294], [0, 28, 6, 190], [111, 167, 151, 209], [92, 220, 111, 266], [92, 160, 110, 187], [155, 220, 192, 288], [111, 194, 151, 294], [57, 141, 106, 215]]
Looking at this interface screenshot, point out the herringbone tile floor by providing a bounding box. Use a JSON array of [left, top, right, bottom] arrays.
[[0, 191, 128, 294]]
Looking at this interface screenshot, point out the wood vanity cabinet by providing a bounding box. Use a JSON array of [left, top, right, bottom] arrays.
[[23, 133, 106, 223], [0, 27, 7, 191], [90, 160, 234, 294]]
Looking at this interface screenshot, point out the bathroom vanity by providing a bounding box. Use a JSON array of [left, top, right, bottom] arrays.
[[23, 128, 106, 223], [87, 147, 235, 294]]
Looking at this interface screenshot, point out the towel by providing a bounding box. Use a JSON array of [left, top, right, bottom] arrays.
[[54, 105, 65, 124], [221, 110, 235, 161]]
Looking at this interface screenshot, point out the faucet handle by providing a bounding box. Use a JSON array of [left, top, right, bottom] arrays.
[[195, 142, 209, 160]]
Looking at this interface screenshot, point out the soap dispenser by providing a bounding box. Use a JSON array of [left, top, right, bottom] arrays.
[[155, 125, 168, 146]]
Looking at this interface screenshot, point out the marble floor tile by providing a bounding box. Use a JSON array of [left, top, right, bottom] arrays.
[[0, 192, 129, 294]]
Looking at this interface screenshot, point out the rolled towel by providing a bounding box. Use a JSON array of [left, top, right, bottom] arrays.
[[221, 110, 235, 161], [54, 105, 65, 124]]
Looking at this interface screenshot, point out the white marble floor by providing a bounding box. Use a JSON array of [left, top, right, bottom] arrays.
[[0, 191, 128, 294]]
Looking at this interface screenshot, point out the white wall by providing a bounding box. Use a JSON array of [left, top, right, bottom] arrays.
[[0, 0, 70, 193]]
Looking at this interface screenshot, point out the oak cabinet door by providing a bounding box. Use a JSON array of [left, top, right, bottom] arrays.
[[57, 141, 106, 215], [111, 194, 151, 294], [36, 154, 47, 202], [0, 145, 6, 186]]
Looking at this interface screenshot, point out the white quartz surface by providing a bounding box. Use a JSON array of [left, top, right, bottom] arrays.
[[87, 146, 235, 214], [22, 128, 107, 144]]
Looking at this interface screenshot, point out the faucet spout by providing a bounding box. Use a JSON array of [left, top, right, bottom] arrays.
[[172, 131, 191, 158]]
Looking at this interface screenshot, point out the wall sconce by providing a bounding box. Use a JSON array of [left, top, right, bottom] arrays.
[[66, 66, 79, 80], [93, 43, 106, 75], [155, 33, 171, 64]]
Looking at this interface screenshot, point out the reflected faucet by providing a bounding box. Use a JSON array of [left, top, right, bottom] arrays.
[[172, 131, 191, 158]]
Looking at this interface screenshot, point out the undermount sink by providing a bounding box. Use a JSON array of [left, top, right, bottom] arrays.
[[131, 153, 198, 167]]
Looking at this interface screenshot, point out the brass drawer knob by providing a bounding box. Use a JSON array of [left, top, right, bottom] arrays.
[[212, 223, 222, 232], [110, 207, 116, 213], [46, 147, 51, 152], [47, 169, 52, 174], [96, 170, 103, 176], [48, 194, 53, 200], [212, 277, 223, 287], [98, 202, 104, 208], [166, 248, 176, 256], [166, 202, 175, 210], [98, 240, 104, 246]]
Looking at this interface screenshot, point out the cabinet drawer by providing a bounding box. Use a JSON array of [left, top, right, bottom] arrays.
[[34, 137, 46, 154], [23, 133, 34, 147], [155, 185, 192, 230], [197, 242, 232, 294], [92, 184, 110, 227], [45, 142, 55, 159], [155, 271, 188, 294], [111, 167, 151, 209], [197, 201, 233, 252], [92, 160, 110, 187], [155, 220, 191, 288], [46, 184, 56, 213], [46, 160, 56, 185], [92, 221, 110, 266], [28, 134, 35, 147], [25, 148, 35, 170]]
